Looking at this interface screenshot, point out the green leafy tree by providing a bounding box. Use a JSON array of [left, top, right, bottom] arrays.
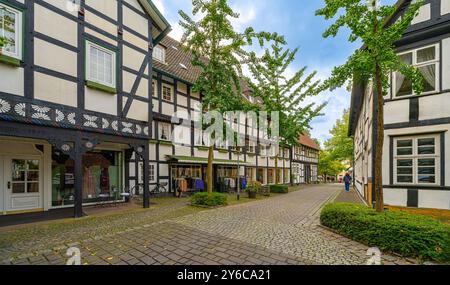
[[179, 0, 283, 195], [319, 150, 345, 181], [325, 109, 353, 163], [316, 0, 424, 212], [247, 42, 325, 184]]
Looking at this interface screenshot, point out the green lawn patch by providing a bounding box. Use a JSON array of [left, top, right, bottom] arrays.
[[320, 203, 450, 263]]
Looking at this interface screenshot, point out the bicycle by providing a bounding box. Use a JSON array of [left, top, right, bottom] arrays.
[[150, 182, 168, 195]]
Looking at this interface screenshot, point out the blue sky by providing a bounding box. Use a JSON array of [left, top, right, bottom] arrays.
[[152, 0, 363, 144]]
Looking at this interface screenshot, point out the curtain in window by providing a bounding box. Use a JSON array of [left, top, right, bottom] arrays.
[[419, 65, 435, 91]]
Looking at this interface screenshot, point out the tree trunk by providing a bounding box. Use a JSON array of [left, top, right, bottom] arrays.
[[207, 145, 214, 195], [374, 63, 385, 213]]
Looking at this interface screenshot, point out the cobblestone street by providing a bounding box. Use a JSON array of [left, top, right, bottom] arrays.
[[0, 184, 415, 265]]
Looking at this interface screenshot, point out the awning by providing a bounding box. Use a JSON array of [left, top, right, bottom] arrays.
[[166, 156, 248, 166]]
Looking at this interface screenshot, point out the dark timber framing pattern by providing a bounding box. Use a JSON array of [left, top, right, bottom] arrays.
[[349, 0, 450, 207], [0, 0, 161, 217]]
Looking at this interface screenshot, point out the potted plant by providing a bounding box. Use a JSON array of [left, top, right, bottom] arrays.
[[246, 181, 261, 199]]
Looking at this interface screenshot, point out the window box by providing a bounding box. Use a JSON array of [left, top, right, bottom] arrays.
[[85, 80, 117, 94], [196, 146, 210, 151], [218, 148, 228, 154], [159, 140, 173, 146], [85, 40, 117, 92], [0, 53, 20, 67]]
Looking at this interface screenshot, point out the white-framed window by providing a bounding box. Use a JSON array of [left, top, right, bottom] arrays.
[[86, 41, 116, 89], [162, 84, 173, 102], [158, 122, 172, 141], [393, 44, 439, 98], [153, 45, 166, 63], [394, 134, 440, 185], [0, 3, 22, 60]]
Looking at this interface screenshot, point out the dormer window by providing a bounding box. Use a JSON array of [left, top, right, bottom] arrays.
[[153, 45, 166, 63]]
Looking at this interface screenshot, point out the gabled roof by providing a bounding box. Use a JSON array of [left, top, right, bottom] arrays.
[[299, 134, 320, 150], [138, 0, 171, 45], [153, 36, 202, 84]]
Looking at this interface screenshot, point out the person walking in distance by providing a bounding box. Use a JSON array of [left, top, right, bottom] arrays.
[[344, 173, 352, 193]]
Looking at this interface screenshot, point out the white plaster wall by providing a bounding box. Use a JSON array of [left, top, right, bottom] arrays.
[[86, 0, 118, 20], [384, 188, 408, 207], [418, 191, 450, 210], [43, 0, 78, 17], [442, 38, 450, 90], [177, 95, 188, 107], [35, 72, 77, 107], [162, 102, 175, 116], [159, 145, 172, 157], [34, 38, 77, 77], [123, 46, 147, 74], [419, 92, 450, 120], [85, 87, 117, 115], [0, 65, 24, 96], [442, 0, 450, 15], [194, 149, 208, 158], [127, 100, 148, 122], [384, 100, 410, 124], [149, 143, 157, 161], [84, 28, 117, 46], [123, 5, 148, 38], [85, 11, 117, 37], [175, 146, 191, 157], [159, 164, 169, 177], [124, 0, 145, 13], [411, 3, 431, 25], [34, 4, 78, 47], [123, 71, 148, 99], [123, 30, 148, 53]]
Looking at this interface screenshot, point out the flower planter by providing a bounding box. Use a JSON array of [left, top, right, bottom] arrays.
[[248, 191, 257, 199]]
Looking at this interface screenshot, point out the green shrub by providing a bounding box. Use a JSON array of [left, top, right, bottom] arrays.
[[191, 192, 228, 207], [320, 203, 450, 263], [270, 184, 289, 194], [247, 181, 262, 193]]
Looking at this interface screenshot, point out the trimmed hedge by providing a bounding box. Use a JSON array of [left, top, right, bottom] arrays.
[[270, 185, 289, 194], [321, 203, 450, 263], [191, 192, 228, 207]]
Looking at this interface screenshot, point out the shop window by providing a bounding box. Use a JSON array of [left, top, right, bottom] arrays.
[[51, 149, 123, 207]]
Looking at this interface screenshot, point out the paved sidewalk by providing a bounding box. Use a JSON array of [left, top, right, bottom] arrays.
[[0, 184, 415, 265]]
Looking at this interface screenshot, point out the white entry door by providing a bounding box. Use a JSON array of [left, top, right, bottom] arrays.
[[4, 157, 42, 212]]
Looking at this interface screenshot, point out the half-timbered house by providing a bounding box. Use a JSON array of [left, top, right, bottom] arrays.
[[349, 0, 450, 210], [0, 0, 170, 217]]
